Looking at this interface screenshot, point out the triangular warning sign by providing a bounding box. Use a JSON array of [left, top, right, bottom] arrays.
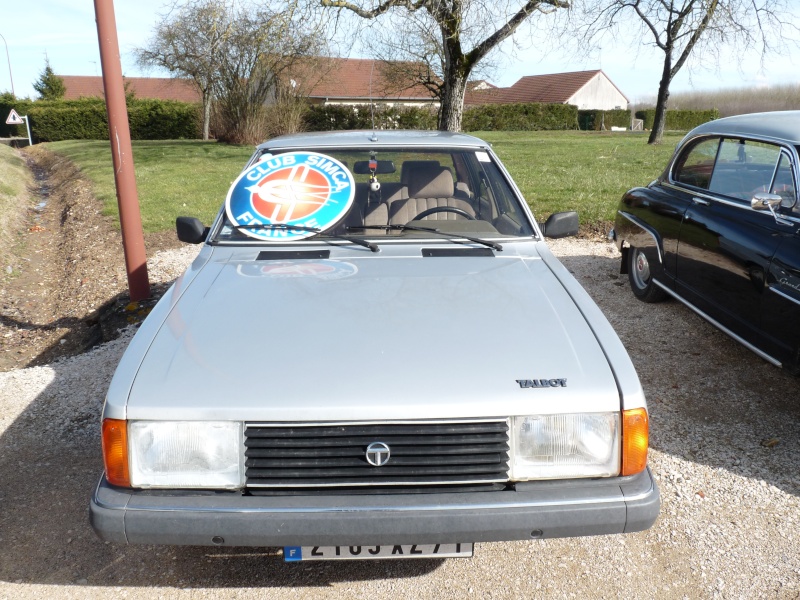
[[5, 109, 24, 125]]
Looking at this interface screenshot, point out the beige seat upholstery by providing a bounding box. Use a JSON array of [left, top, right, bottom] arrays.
[[389, 163, 475, 224], [363, 182, 407, 227]]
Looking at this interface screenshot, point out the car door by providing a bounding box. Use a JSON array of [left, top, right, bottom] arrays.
[[760, 152, 800, 371], [675, 137, 785, 348]]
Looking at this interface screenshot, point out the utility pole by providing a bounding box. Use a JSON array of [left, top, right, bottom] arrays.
[[93, 0, 150, 301]]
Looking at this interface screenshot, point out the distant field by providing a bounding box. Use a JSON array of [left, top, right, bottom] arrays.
[[47, 132, 682, 234], [664, 83, 800, 117]]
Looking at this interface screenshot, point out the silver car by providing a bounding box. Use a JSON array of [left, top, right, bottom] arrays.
[[90, 130, 659, 561]]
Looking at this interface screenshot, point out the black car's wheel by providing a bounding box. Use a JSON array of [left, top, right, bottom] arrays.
[[628, 247, 667, 303]]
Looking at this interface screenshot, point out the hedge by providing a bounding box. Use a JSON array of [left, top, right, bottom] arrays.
[[0, 93, 30, 138], [0, 96, 200, 141], [462, 103, 578, 131], [577, 109, 632, 131], [1, 93, 718, 140], [635, 108, 719, 131], [304, 102, 580, 132], [304, 104, 437, 131]]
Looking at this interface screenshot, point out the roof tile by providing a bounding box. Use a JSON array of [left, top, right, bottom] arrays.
[[60, 76, 201, 103]]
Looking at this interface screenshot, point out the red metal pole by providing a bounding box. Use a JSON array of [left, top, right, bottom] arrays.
[[93, 0, 150, 300]]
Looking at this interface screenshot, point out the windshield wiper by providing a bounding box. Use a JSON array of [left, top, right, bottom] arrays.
[[233, 223, 379, 252], [348, 224, 503, 251]]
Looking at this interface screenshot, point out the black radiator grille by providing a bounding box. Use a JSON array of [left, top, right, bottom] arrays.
[[244, 421, 510, 491]]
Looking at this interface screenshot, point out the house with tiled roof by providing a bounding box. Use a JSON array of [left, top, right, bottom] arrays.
[[61, 59, 435, 107], [466, 70, 628, 111], [289, 57, 438, 107], [60, 75, 201, 103]]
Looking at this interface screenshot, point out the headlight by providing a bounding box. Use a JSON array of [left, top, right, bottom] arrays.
[[510, 413, 620, 480], [128, 421, 244, 489]]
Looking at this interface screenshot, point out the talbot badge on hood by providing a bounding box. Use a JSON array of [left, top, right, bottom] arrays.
[[516, 379, 567, 388]]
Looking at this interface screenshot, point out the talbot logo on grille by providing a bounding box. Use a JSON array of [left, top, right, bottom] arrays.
[[365, 441, 391, 467]]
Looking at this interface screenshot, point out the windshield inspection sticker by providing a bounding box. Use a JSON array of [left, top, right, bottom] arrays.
[[226, 152, 355, 242]]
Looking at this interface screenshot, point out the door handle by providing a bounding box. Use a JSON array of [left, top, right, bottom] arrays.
[[692, 197, 711, 206]]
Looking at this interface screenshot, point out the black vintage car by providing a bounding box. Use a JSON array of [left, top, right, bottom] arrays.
[[612, 111, 800, 374]]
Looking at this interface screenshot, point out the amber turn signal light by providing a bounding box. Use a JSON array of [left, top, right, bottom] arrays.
[[621, 408, 649, 476], [102, 418, 130, 487]]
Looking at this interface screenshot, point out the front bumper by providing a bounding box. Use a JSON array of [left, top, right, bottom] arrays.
[[90, 468, 660, 547]]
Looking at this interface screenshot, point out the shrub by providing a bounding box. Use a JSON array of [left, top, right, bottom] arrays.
[[635, 109, 719, 131], [0, 94, 32, 138], [577, 109, 632, 130], [303, 104, 438, 132], [1, 97, 200, 142], [462, 103, 578, 131]]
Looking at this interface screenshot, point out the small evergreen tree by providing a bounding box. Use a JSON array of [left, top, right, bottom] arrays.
[[33, 59, 66, 101]]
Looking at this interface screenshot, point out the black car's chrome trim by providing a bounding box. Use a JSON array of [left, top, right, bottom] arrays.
[[659, 182, 800, 224], [653, 280, 783, 367], [616, 211, 663, 264], [768, 285, 800, 307], [666, 132, 800, 212], [660, 182, 744, 209]]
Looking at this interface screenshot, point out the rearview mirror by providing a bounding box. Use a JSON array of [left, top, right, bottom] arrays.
[[176, 216, 208, 244], [540, 211, 579, 239], [353, 160, 396, 175]]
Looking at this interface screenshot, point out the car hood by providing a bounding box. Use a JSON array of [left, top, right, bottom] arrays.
[[123, 244, 622, 421]]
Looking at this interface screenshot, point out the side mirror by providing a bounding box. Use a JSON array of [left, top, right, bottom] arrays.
[[751, 192, 782, 212], [751, 193, 793, 226], [540, 211, 579, 239], [176, 216, 208, 244]]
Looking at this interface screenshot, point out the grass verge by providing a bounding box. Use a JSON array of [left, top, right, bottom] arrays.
[[46, 132, 684, 235], [0, 144, 31, 271]]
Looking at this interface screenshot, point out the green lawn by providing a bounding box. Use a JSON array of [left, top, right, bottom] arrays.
[[47, 140, 253, 233], [46, 132, 683, 234], [478, 130, 681, 227]]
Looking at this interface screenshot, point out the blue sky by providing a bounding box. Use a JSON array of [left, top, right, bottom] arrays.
[[2, 1, 798, 104]]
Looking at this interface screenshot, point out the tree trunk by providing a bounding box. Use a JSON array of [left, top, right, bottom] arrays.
[[648, 54, 673, 145], [202, 92, 212, 141], [438, 73, 467, 132]]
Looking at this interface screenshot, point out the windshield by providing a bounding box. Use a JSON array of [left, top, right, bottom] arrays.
[[213, 146, 535, 244]]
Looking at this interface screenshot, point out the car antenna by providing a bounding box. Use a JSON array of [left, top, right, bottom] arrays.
[[369, 60, 378, 142]]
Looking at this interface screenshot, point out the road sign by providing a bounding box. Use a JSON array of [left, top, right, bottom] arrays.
[[5, 109, 24, 125]]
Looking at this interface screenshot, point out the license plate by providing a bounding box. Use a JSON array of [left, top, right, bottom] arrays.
[[283, 543, 473, 561]]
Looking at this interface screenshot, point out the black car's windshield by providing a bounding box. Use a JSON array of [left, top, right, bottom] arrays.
[[213, 146, 535, 244]]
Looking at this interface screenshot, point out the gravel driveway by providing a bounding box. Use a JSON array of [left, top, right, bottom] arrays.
[[1, 238, 797, 599]]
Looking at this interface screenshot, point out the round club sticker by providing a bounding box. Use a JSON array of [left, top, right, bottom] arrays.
[[226, 151, 355, 241]]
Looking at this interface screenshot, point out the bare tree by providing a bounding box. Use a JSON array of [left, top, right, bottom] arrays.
[[581, 0, 798, 144], [136, 0, 232, 140], [210, 4, 328, 143], [137, 0, 327, 142], [321, 0, 571, 132]]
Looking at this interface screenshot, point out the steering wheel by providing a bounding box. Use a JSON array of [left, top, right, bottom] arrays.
[[410, 206, 475, 221]]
